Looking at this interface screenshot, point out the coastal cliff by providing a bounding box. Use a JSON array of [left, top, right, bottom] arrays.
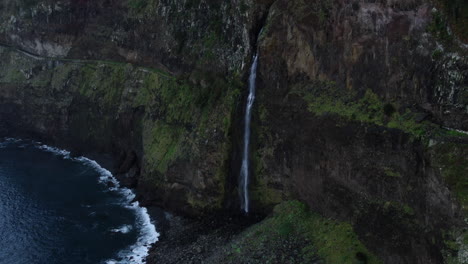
[[0, 0, 467, 263]]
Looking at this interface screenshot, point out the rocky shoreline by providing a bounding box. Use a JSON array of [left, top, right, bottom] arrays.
[[89, 151, 264, 264], [145, 208, 262, 264]]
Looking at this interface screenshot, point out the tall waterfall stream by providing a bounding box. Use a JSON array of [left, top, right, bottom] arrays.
[[240, 54, 259, 213]]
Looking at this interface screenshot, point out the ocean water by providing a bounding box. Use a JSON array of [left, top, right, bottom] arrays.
[[0, 139, 158, 264]]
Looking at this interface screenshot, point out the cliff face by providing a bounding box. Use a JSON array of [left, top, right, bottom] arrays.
[[0, 0, 467, 263], [0, 44, 242, 215], [0, 0, 275, 73], [250, 0, 467, 263], [0, 0, 270, 214]]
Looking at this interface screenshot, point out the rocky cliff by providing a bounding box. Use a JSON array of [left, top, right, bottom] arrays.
[[0, 0, 467, 263], [251, 0, 468, 263]]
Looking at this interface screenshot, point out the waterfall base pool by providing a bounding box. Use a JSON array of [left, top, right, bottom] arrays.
[[0, 139, 158, 264]]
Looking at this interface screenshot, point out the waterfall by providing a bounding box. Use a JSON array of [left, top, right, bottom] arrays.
[[240, 53, 259, 213]]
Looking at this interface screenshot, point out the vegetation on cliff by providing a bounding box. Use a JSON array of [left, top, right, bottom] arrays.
[[0, 0, 467, 262], [290, 80, 468, 142], [435, 0, 468, 42], [0, 45, 241, 213], [430, 141, 468, 214], [215, 201, 380, 263]]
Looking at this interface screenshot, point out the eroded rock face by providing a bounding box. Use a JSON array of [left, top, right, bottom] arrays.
[[250, 0, 467, 263], [253, 102, 459, 262], [0, 0, 274, 74], [0, 0, 467, 263], [258, 0, 467, 126]]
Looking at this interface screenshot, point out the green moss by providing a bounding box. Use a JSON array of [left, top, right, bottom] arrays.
[[444, 129, 468, 138], [428, 10, 454, 44], [403, 204, 415, 216], [224, 201, 381, 263], [441, 228, 468, 264], [313, 88, 377, 122], [279, 0, 332, 29], [2, 69, 27, 83], [430, 142, 468, 214], [77, 63, 126, 107], [252, 102, 286, 211], [30, 72, 53, 87], [435, 0, 468, 42], [132, 70, 174, 107], [142, 119, 184, 175], [297, 84, 385, 125], [133, 69, 241, 211], [251, 177, 283, 210], [187, 190, 224, 212], [387, 111, 434, 137], [127, 0, 147, 10], [381, 201, 415, 216], [126, 0, 158, 17], [198, 31, 222, 64], [258, 104, 268, 122], [51, 63, 75, 90], [141, 73, 197, 124], [250, 145, 284, 209], [291, 82, 438, 138], [383, 167, 402, 178], [432, 49, 444, 60]]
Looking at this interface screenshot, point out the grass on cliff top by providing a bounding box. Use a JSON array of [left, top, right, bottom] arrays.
[[223, 201, 380, 264]]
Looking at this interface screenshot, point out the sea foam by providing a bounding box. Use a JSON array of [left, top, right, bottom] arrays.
[[111, 225, 133, 234]]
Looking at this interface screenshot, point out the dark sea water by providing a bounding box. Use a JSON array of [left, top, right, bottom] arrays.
[[0, 139, 158, 264]]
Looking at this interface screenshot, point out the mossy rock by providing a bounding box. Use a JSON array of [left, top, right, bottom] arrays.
[[429, 141, 468, 214], [290, 81, 442, 139], [216, 201, 381, 264]]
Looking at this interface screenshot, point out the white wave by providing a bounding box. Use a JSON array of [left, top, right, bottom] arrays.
[[36, 144, 71, 158], [105, 200, 159, 264], [111, 225, 133, 234], [0, 137, 24, 147], [4, 137, 23, 142], [26, 141, 159, 264], [0, 138, 23, 148]]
